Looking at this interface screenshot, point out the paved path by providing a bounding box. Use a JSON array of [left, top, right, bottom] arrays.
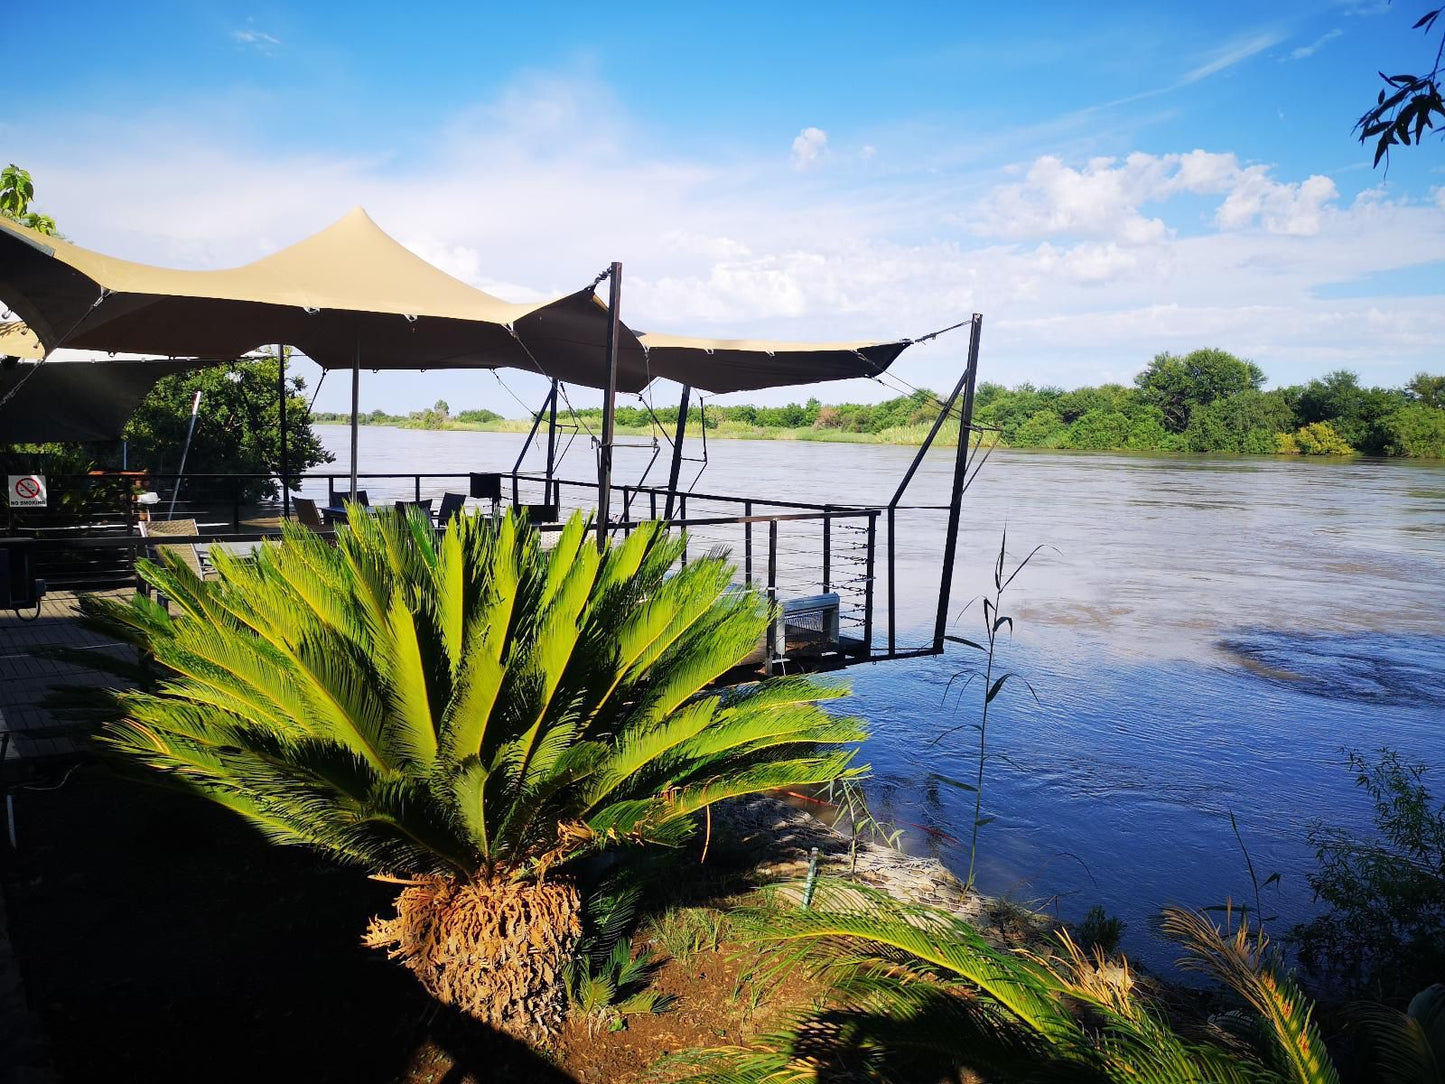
[[2, 589, 132, 1084]]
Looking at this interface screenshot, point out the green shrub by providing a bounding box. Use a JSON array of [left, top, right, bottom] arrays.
[[1376, 403, 1445, 458], [1013, 409, 1067, 448], [1279, 421, 1354, 456], [1075, 905, 1126, 956], [1292, 749, 1445, 999], [1064, 409, 1132, 450]]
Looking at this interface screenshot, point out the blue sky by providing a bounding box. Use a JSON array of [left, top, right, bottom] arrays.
[[7, 0, 1445, 413]]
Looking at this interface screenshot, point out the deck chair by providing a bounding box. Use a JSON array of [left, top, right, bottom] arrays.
[[293, 497, 326, 531], [395, 499, 434, 518], [138, 518, 212, 580], [342, 490, 369, 507], [436, 492, 467, 524]]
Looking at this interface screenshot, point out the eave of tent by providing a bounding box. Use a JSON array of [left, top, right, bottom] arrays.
[[0, 210, 653, 392], [0, 320, 44, 359], [0, 357, 221, 442], [638, 332, 912, 395]]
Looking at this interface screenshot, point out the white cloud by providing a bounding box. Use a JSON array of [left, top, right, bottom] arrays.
[[1180, 30, 1285, 83], [232, 27, 281, 52], [1287, 28, 1342, 60], [1215, 170, 1338, 235], [9, 75, 1445, 412], [861, 144, 877, 161], [791, 127, 828, 170], [973, 150, 1340, 244]]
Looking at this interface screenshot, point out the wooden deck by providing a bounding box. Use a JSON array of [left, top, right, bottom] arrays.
[[0, 591, 133, 772]]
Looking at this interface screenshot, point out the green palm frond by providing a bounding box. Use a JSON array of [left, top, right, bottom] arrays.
[[97, 509, 861, 883], [1162, 908, 1341, 1084], [679, 884, 1344, 1084]]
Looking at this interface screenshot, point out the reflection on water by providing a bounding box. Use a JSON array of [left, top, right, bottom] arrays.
[[317, 427, 1445, 965]]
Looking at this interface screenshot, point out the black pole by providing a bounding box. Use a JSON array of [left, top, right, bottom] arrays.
[[597, 262, 622, 551], [350, 336, 360, 500], [512, 386, 553, 474], [545, 378, 559, 505], [278, 344, 290, 520], [933, 314, 983, 652], [663, 384, 691, 520]]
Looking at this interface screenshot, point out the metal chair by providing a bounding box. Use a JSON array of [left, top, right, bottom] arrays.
[[395, 499, 434, 518], [293, 497, 326, 531], [436, 492, 467, 524]]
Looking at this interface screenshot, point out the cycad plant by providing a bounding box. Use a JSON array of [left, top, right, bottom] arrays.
[[92, 508, 863, 1042], [678, 882, 1356, 1083]]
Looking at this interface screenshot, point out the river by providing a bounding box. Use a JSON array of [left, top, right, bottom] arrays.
[[314, 424, 1445, 964]]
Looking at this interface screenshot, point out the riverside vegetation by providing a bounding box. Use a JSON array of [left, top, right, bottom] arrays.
[[316, 350, 1445, 460]]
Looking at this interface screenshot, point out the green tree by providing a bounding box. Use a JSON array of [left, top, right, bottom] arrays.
[[1183, 389, 1297, 453], [0, 163, 58, 235], [1405, 371, 1445, 409], [87, 509, 862, 1043], [1134, 348, 1266, 433], [1377, 401, 1445, 457], [1065, 409, 1132, 450], [1013, 409, 1067, 447], [122, 353, 331, 502]]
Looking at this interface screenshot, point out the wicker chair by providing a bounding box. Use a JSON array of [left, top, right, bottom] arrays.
[[138, 518, 212, 579]]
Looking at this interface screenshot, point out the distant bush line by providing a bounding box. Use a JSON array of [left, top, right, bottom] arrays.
[[314, 350, 1445, 459]]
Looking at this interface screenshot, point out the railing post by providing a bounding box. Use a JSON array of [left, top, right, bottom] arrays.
[[679, 494, 688, 565], [822, 505, 831, 593], [862, 511, 877, 656], [887, 506, 896, 655], [415, 476, 421, 502], [744, 500, 753, 585], [766, 518, 779, 675]]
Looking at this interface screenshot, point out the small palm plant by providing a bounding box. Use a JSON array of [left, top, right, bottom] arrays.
[[92, 508, 863, 1042], [678, 882, 1352, 1083]]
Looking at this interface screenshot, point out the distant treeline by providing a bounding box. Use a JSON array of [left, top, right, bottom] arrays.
[[314, 350, 1445, 458]]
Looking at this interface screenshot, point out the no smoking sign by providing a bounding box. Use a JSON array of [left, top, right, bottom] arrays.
[[8, 474, 47, 508]]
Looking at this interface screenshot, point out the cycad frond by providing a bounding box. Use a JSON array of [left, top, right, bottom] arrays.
[[1162, 908, 1341, 1084], [99, 509, 861, 885]]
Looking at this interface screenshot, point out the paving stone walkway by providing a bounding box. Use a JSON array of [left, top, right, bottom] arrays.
[[2, 589, 132, 1084]]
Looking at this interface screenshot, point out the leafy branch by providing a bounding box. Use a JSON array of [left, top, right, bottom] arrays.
[[1356, 7, 1445, 168]]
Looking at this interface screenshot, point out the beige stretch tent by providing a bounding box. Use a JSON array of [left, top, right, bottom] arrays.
[[0, 208, 931, 512], [0, 209, 651, 390]]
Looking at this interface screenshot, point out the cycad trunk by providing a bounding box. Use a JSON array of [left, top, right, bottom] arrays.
[[365, 875, 582, 1043]]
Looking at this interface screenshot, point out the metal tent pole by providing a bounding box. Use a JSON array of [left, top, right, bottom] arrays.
[[663, 384, 691, 520], [278, 344, 290, 520], [545, 378, 559, 505], [932, 314, 983, 652], [596, 262, 622, 551], [350, 337, 360, 501]]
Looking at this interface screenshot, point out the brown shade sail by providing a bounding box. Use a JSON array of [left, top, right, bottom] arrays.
[[0, 357, 220, 442], [0, 209, 652, 392], [638, 332, 912, 394]]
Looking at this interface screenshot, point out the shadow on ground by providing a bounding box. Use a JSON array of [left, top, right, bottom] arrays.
[[0, 766, 578, 1083]]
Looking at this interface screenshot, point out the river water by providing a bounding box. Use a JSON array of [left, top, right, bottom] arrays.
[[315, 425, 1445, 963]]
